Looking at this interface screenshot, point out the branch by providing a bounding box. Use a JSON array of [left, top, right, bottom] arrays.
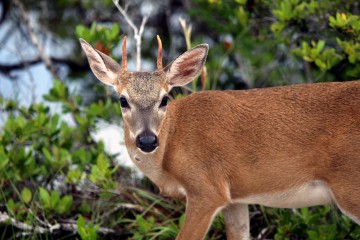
[[0, 57, 88, 75], [0, 211, 115, 235], [12, 0, 60, 80], [112, 0, 149, 71]]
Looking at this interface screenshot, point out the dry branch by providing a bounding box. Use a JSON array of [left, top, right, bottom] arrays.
[[113, 0, 149, 71], [12, 0, 60, 80], [0, 57, 88, 75], [0, 211, 115, 235]]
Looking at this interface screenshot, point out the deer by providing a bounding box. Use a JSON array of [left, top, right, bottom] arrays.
[[80, 35, 360, 240]]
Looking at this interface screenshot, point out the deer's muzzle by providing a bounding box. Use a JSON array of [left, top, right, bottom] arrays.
[[136, 132, 159, 153]]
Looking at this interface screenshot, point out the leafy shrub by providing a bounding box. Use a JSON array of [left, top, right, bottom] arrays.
[[190, 0, 360, 89]]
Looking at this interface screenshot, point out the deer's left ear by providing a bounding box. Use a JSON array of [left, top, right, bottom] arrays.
[[164, 44, 208, 88], [79, 38, 121, 86]]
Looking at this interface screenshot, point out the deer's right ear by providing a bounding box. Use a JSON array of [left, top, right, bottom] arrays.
[[164, 44, 209, 88], [79, 38, 121, 86]]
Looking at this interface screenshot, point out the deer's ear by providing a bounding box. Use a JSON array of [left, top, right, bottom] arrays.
[[79, 38, 121, 86], [164, 44, 208, 87]]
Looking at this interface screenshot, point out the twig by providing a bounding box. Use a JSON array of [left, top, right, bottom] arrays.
[[179, 17, 192, 50], [0, 56, 88, 75], [0, 211, 115, 235], [113, 0, 149, 70], [0, 211, 48, 233], [102, 203, 144, 219], [304, 61, 313, 83], [12, 0, 60, 80], [179, 17, 208, 91]]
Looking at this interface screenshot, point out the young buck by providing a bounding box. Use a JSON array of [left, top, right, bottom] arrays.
[[80, 36, 360, 239]]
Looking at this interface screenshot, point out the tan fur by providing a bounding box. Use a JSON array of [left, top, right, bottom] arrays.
[[80, 37, 360, 240]]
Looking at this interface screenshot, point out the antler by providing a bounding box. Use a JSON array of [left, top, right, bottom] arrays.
[[122, 36, 127, 71], [157, 35, 163, 70]]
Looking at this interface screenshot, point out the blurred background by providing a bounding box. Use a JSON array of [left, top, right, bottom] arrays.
[[1, 0, 360, 239]]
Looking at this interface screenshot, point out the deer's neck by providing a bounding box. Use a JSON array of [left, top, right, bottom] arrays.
[[123, 112, 186, 198]]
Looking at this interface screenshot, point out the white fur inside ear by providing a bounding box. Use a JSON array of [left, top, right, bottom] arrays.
[[166, 45, 208, 87]]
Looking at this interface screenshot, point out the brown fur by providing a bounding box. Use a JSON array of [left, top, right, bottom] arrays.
[[158, 82, 360, 197], [123, 81, 360, 239], [80, 37, 360, 240]]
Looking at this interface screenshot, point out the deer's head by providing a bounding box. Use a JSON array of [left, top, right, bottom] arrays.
[[80, 36, 208, 153]]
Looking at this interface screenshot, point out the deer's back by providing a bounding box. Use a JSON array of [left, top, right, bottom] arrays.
[[169, 81, 360, 139]]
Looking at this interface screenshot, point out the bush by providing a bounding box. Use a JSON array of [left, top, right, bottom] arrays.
[[190, 0, 360, 89]]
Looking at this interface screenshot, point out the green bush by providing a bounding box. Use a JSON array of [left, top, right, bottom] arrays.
[[0, 80, 185, 239], [190, 0, 360, 89]]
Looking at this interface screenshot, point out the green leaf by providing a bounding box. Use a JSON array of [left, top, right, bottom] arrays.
[[303, 55, 314, 62], [236, 6, 248, 27], [329, 16, 336, 27], [110, 24, 119, 39], [56, 195, 73, 214], [315, 59, 327, 70], [66, 168, 82, 184], [271, 22, 287, 34], [6, 199, 15, 213], [89, 165, 103, 183], [42, 147, 53, 162], [76, 24, 91, 39], [77, 215, 98, 240], [21, 187, 32, 204], [96, 153, 109, 175], [79, 201, 92, 214], [39, 187, 51, 208], [77, 214, 85, 229], [53, 80, 68, 99], [0, 146, 9, 170], [179, 213, 185, 228], [43, 94, 58, 102], [235, 0, 247, 4], [50, 190, 60, 208], [50, 114, 60, 131], [316, 40, 325, 54], [310, 48, 319, 58], [77, 215, 87, 239]]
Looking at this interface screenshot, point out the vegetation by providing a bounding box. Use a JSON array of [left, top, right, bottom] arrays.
[[1, 0, 360, 239]]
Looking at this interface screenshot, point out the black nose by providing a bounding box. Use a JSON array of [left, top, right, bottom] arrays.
[[136, 132, 159, 153]]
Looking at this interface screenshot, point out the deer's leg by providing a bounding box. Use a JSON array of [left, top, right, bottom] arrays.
[[176, 196, 226, 240], [331, 182, 360, 225], [328, 154, 360, 225], [222, 203, 250, 240]]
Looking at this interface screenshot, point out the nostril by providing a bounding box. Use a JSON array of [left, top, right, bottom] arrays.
[[136, 134, 159, 153], [136, 136, 143, 148], [139, 135, 155, 145]]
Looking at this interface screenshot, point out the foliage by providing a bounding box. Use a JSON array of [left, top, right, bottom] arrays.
[[77, 214, 99, 240], [264, 206, 360, 239], [76, 22, 121, 56], [0, 80, 184, 239], [0, 80, 117, 237], [189, 0, 360, 89]]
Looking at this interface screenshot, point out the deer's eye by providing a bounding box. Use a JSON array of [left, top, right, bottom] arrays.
[[159, 96, 169, 108], [119, 96, 130, 109]]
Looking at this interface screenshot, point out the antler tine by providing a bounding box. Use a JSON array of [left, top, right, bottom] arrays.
[[121, 36, 127, 71], [157, 35, 163, 70]]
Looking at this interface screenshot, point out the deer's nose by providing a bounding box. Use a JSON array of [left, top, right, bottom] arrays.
[[136, 132, 159, 153]]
